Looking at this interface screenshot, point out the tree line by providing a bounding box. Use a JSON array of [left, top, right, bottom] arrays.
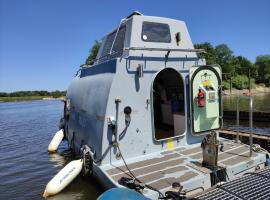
[[194, 43, 270, 89], [85, 41, 270, 90], [0, 90, 66, 98]]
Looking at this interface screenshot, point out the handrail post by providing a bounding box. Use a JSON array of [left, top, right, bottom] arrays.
[[235, 95, 253, 156], [236, 96, 240, 143], [249, 96, 253, 157]]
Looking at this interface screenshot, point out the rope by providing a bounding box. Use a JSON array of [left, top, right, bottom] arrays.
[[116, 143, 165, 199], [252, 144, 270, 157]]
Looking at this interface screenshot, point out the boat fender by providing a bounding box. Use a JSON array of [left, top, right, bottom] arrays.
[[43, 159, 83, 198], [48, 129, 64, 153]]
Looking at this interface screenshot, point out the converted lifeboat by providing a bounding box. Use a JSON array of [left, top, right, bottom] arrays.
[[48, 12, 269, 199]]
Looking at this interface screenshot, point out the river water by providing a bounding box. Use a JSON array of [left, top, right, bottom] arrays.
[[0, 97, 269, 200], [0, 100, 103, 200], [223, 93, 270, 135], [223, 92, 270, 112]]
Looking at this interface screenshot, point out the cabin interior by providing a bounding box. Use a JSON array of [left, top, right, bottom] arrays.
[[153, 68, 186, 140]]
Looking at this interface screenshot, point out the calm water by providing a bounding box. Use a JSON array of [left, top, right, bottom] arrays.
[[222, 93, 270, 135], [0, 100, 102, 200], [0, 97, 269, 200], [223, 92, 270, 112]]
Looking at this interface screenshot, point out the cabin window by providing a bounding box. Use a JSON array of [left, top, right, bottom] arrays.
[[142, 22, 171, 43], [152, 68, 186, 141], [99, 26, 126, 61]]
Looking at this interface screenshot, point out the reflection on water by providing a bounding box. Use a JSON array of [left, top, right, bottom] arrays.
[[223, 93, 270, 135], [48, 143, 69, 168], [0, 100, 103, 200], [223, 119, 270, 135], [223, 93, 270, 112]]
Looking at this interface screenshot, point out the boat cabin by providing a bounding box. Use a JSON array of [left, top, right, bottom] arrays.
[[64, 12, 266, 199]]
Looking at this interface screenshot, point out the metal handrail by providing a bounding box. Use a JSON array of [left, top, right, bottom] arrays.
[[124, 47, 206, 53], [236, 95, 253, 157], [92, 47, 205, 66]]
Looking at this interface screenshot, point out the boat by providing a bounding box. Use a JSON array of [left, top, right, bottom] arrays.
[[49, 12, 270, 199]]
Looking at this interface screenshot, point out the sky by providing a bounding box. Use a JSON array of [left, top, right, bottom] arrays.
[[0, 0, 269, 92]]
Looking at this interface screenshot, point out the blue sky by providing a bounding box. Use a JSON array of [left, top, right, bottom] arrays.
[[0, 0, 269, 92]]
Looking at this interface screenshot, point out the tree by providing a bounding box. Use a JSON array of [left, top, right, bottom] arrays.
[[194, 42, 216, 65], [255, 55, 270, 86], [236, 56, 257, 79], [85, 40, 101, 65], [51, 90, 63, 98], [228, 56, 240, 76], [215, 44, 233, 74], [0, 92, 8, 97]]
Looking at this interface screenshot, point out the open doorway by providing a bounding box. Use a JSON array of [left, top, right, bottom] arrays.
[[152, 68, 186, 140]]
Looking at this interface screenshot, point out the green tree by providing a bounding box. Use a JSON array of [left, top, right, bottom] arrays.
[[215, 44, 233, 74], [255, 55, 270, 86], [51, 90, 63, 98], [232, 75, 255, 89], [0, 92, 8, 97], [85, 40, 101, 65], [235, 56, 257, 79], [194, 42, 216, 64], [228, 56, 240, 76]]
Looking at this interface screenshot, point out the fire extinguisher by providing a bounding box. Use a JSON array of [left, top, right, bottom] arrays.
[[197, 89, 205, 107]]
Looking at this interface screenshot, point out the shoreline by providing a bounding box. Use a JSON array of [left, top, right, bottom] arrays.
[[223, 86, 270, 96], [0, 96, 65, 103], [1, 86, 269, 102]]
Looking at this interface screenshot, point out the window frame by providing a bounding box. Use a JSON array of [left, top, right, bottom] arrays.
[[99, 25, 126, 62], [141, 21, 171, 43]]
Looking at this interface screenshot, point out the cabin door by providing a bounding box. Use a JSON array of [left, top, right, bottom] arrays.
[[189, 65, 222, 134], [152, 68, 186, 141]]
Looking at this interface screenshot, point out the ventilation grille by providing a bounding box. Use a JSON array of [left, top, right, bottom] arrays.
[[197, 167, 270, 200]]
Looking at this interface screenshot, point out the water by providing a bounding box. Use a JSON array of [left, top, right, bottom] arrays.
[[0, 97, 269, 200], [0, 100, 103, 200], [223, 92, 270, 112], [223, 93, 270, 135]]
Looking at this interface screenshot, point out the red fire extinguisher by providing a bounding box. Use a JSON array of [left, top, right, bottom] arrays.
[[197, 89, 205, 107]]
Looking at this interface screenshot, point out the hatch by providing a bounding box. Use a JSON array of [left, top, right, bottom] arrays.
[[190, 65, 222, 134], [152, 68, 186, 141]]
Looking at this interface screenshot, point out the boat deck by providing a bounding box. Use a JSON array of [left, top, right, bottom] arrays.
[[100, 139, 266, 198]]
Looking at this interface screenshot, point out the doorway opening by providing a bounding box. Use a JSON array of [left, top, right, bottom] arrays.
[[152, 68, 186, 140]]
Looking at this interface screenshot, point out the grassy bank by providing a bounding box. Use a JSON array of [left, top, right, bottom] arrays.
[[223, 86, 270, 96], [0, 96, 64, 102]]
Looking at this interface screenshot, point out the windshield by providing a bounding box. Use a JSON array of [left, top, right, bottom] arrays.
[[141, 22, 171, 43], [100, 26, 126, 60]]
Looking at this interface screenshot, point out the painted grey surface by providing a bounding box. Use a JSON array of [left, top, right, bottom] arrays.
[[66, 70, 115, 158], [66, 14, 204, 164], [63, 13, 267, 199]]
